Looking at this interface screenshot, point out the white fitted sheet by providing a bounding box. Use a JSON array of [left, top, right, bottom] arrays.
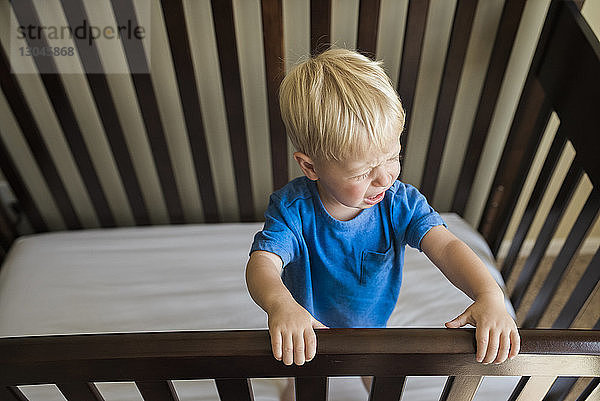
[[0, 213, 519, 400]]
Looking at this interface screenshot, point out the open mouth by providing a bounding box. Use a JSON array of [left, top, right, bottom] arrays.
[[364, 191, 385, 205]]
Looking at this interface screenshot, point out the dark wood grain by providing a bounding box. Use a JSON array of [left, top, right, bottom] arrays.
[[523, 188, 600, 328], [478, 0, 562, 253], [537, 0, 600, 189], [553, 246, 600, 329], [110, 0, 185, 225], [160, 0, 220, 223], [261, 0, 289, 191], [452, 0, 528, 215], [510, 161, 583, 311], [0, 31, 78, 230], [11, 0, 116, 228], [136, 380, 179, 401], [542, 377, 579, 401], [57, 382, 105, 401], [439, 376, 482, 401], [420, 0, 479, 200], [506, 376, 529, 401], [215, 379, 254, 401], [0, 181, 16, 250], [0, 386, 27, 401], [368, 376, 405, 401], [397, 0, 430, 170], [576, 377, 600, 401], [0, 135, 39, 240], [478, 78, 551, 255], [310, 0, 331, 55], [356, 0, 381, 59], [500, 132, 567, 280], [296, 377, 327, 401], [479, 0, 593, 254], [210, 0, 256, 222], [1, 329, 599, 387], [59, 0, 150, 226]]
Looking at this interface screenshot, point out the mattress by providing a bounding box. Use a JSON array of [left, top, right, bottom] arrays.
[[0, 213, 519, 400]]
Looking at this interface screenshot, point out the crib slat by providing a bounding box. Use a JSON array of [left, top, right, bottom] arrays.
[[310, 0, 332, 55], [439, 376, 482, 401], [215, 378, 254, 401], [0, 386, 27, 401], [397, 0, 430, 169], [210, 0, 256, 222], [420, 0, 479, 201], [500, 132, 567, 280], [506, 376, 529, 401], [110, 0, 185, 225], [489, 0, 600, 254], [553, 246, 600, 328], [0, 39, 77, 231], [261, 0, 289, 191], [511, 160, 583, 312], [576, 377, 600, 401], [523, 188, 600, 328], [357, 0, 381, 58], [479, 79, 552, 256], [57, 382, 104, 401], [296, 377, 328, 401], [536, 0, 600, 190], [514, 376, 557, 401], [479, 0, 567, 254], [136, 380, 179, 401], [452, 0, 528, 215], [0, 133, 47, 233], [541, 377, 579, 401], [368, 376, 405, 401], [0, 180, 16, 249], [160, 0, 220, 223], [11, 0, 117, 229], [59, 0, 150, 226]]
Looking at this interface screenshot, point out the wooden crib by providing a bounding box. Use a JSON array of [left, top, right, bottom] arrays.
[[0, 0, 599, 400]]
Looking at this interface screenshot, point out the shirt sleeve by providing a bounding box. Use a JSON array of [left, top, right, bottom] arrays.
[[394, 183, 446, 251], [250, 193, 300, 266]]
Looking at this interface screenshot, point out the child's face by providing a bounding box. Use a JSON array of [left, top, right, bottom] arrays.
[[313, 139, 401, 221]]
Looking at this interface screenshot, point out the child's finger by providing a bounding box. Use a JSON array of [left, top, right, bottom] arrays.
[[475, 327, 489, 362], [270, 330, 282, 361], [482, 330, 500, 364], [493, 331, 510, 364], [509, 329, 521, 359], [292, 331, 306, 365], [445, 309, 473, 328], [445, 313, 466, 328], [282, 332, 294, 366], [304, 328, 317, 362]]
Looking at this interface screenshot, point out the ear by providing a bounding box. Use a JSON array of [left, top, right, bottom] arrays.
[[293, 152, 319, 181]]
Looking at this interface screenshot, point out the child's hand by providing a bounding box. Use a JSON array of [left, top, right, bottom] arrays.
[[267, 298, 328, 366], [445, 292, 520, 364]]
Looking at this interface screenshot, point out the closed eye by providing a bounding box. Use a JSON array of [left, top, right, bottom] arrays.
[[353, 171, 371, 180]]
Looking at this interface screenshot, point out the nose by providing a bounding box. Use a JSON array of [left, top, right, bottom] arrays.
[[372, 166, 391, 188]]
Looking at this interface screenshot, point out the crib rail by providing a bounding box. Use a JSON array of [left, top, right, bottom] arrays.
[[1, 328, 599, 401]]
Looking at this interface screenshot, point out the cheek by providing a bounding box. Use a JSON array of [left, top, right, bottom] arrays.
[[343, 182, 369, 199]]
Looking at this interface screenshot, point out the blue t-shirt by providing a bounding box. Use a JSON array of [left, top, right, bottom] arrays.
[[250, 176, 445, 328]]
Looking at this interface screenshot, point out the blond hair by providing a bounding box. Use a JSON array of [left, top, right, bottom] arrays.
[[279, 48, 405, 162]]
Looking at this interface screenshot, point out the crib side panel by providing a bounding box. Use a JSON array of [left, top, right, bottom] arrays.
[[480, 0, 600, 330], [0, 0, 527, 230], [1, 329, 599, 401]]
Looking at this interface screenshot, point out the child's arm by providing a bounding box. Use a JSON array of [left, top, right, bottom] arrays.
[[245, 250, 327, 366], [420, 226, 520, 364]]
